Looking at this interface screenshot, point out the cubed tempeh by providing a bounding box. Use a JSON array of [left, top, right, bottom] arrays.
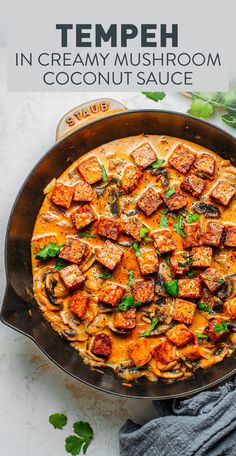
[[91, 333, 112, 357], [166, 324, 194, 347], [204, 222, 224, 247], [131, 279, 155, 303], [173, 298, 196, 324], [130, 142, 156, 169], [59, 264, 84, 291], [99, 282, 125, 307], [97, 217, 121, 241], [73, 180, 93, 202], [50, 183, 74, 209], [224, 225, 236, 248], [151, 229, 176, 254], [121, 165, 142, 194], [78, 156, 103, 184], [71, 204, 96, 230], [114, 308, 137, 330], [128, 338, 152, 366], [96, 240, 124, 270], [178, 278, 202, 299], [183, 223, 202, 248], [168, 144, 196, 174], [137, 187, 163, 216], [181, 174, 206, 197], [191, 246, 212, 268], [59, 238, 88, 264], [210, 181, 235, 206], [69, 291, 89, 320], [200, 267, 224, 293], [193, 153, 216, 177], [153, 339, 178, 364], [162, 188, 187, 211], [137, 249, 159, 275]]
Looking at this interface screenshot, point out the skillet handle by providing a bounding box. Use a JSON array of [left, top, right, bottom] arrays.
[[56, 98, 127, 142], [0, 284, 33, 338]]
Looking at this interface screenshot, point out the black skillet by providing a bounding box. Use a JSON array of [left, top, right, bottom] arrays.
[[1, 98, 236, 398]]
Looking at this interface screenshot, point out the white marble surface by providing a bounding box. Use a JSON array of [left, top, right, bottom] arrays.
[[0, 47, 235, 455]]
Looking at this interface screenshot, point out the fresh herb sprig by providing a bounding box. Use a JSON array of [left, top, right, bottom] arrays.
[[116, 295, 142, 312], [100, 164, 108, 182], [164, 279, 178, 297], [160, 209, 169, 228], [77, 232, 96, 239], [99, 271, 113, 280], [126, 270, 135, 289], [54, 258, 70, 271], [139, 317, 159, 338], [49, 413, 68, 430], [35, 243, 63, 260], [65, 421, 93, 455], [132, 241, 141, 257]]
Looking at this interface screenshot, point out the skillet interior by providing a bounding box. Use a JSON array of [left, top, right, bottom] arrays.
[[1, 110, 236, 399]]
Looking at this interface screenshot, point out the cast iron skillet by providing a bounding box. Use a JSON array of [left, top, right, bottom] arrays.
[[1, 99, 236, 399]]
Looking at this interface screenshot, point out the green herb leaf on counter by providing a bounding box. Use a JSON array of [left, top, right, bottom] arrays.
[[151, 158, 165, 169], [35, 243, 62, 260], [164, 279, 178, 297], [49, 413, 68, 430], [188, 97, 215, 119], [139, 317, 159, 338], [142, 92, 166, 102], [165, 188, 176, 199], [100, 164, 108, 182], [99, 271, 113, 280], [198, 302, 211, 312], [213, 322, 228, 333], [116, 295, 142, 312], [65, 421, 93, 455], [160, 209, 169, 228], [126, 270, 135, 289], [186, 213, 200, 224], [195, 332, 209, 341], [54, 258, 70, 272], [173, 215, 186, 238], [77, 232, 96, 238], [187, 91, 236, 127], [132, 241, 141, 256]]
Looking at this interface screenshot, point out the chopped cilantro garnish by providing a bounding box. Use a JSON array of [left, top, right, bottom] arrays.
[[164, 279, 178, 297], [160, 208, 169, 228], [132, 241, 141, 256], [173, 215, 186, 238], [186, 270, 195, 278], [126, 270, 135, 289], [198, 302, 211, 312], [139, 227, 152, 241], [77, 232, 96, 238], [49, 413, 68, 430], [54, 258, 70, 271], [116, 295, 142, 312], [195, 332, 209, 340], [152, 158, 165, 169], [100, 164, 108, 182], [139, 317, 159, 338], [35, 243, 62, 260], [165, 188, 176, 199], [213, 322, 228, 333], [186, 213, 200, 224], [215, 279, 224, 284], [99, 271, 113, 280]]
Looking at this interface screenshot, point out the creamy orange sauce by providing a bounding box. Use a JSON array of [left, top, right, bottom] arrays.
[[31, 134, 236, 383]]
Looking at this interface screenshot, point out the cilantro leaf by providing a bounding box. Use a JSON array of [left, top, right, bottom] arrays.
[[198, 302, 211, 312], [99, 271, 113, 280], [165, 188, 176, 199], [215, 279, 224, 284], [213, 322, 228, 333], [100, 164, 108, 182], [35, 243, 62, 260], [186, 213, 200, 224], [126, 270, 135, 289], [178, 257, 193, 268], [54, 258, 70, 271], [142, 92, 166, 102], [132, 241, 141, 257], [77, 232, 96, 238], [173, 215, 186, 238], [49, 412, 68, 430], [65, 436, 83, 455], [65, 421, 93, 455], [151, 158, 165, 169], [186, 270, 195, 278], [116, 295, 142, 312], [139, 227, 152, 242], [222, 113, 236, 129], [164, 279, 178, 297], [139, 317, 159, 338], [188, 93, 217, 119], [195, 332, 209, 340], [160, 209, 169, 228]]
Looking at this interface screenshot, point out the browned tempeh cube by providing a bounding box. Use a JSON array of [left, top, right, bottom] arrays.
[[97, 217, 121, 241], [73, 180, 93, 202], [137, 249, 159, 275], [137, 187, 163, 216], [131, 279, 155, 303], [98, 282, 125, 307], [50, 183, 74, 209], [181, 174, 206, 197], [121, 165, 143, 194], [161, 188, 187, 211], [178, 278, 202, 299], [173, 298, 196, 324], [69, 291, 89, 320], [78, 156, 103, 184], [193, 153, 216, 177], [170, 252, 192, 275], [151, 229, 176, 254], [114, 308, 137, 330], [59, 264, 84, 291], [91, 333, 112, 357], [128, 339, 152, 366], [32, 235, 58, 253], [183, 223, 202, 248], [224, 225, 236, 248], [223, 297, 236, 319], [204, 221, 224, 247], [153, 339, 178, 364], [124, 217, 144, 241], [130, 142, 156, 169], [70, 204, 96, 230], [166, 324, 194, 347], [210, 181, 236, 206], [96, 240, 124, 270], [200, 267, 224, 293], [168, 144, 196, 174], [205, 318, 229, 343], [59, 238, 88, 264], [180, 344, 202, 361], [191, 246, 212, 268]]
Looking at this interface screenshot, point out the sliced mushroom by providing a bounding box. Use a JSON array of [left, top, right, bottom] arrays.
[[107, 321, 130, 335], [86, 314, 108, 335], [43, 271, 64, 310], [200, 346, 228, 368], [150, 167, 170, 187], [192, 202, 221, 218]]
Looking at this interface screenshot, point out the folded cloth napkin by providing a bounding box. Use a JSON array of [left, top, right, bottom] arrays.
[[120, 377, 236, 456]]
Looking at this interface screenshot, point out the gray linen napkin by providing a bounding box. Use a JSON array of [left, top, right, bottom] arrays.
[[120, 378, 236, 456]]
